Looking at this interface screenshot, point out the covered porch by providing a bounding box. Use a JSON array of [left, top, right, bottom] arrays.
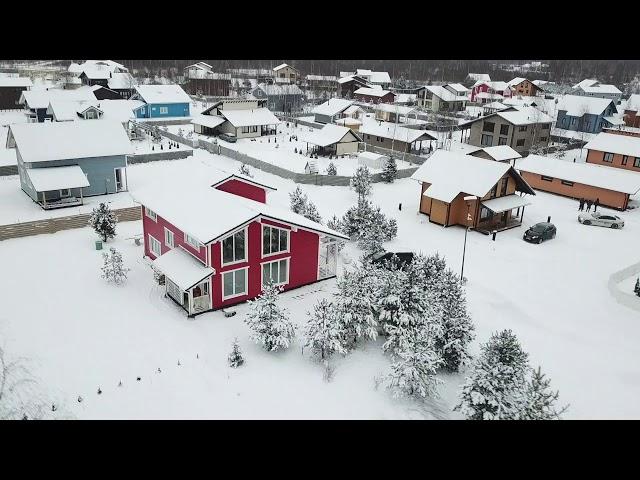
[[153, 247, 215, 317], [26, 165, 90, 210], [475, 194, 533, 234]]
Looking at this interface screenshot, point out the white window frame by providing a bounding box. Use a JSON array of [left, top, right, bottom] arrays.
[[164, 227, 174, 248], [221, 266, 249, 301], [262, 224, 290, 258], [261, 257, 290, 288], [59, 188, 71, 198], [159, 106, 169, 115], [220, 227, 248, 267], [185, 232, 202, 250], [144, 206, 157, 221], [148, 234, 161, 258]]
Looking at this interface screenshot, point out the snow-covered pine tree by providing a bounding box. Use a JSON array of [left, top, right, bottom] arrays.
[[304, 299, 347, 360], [327, 215, 346, 252], [358, 226, 386, 256], [350, 165, 372, 202], [289, 186, 308, 214], [381, 156, 398, 183], [228, 338, 244, 368], [384, 325, 443, 399], [245, 282, 296, 352], [239, 164, 253, 178], [88, 203, 117, 242], [455, 329, 530, 420], [302, 201, 322, 223], [635, 278, 640, 295], [326, 162, 337, 176], [101, 247, 130, 285], [519, 366, 567, 420]]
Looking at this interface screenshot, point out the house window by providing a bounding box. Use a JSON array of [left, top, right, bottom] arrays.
[[263, 225, 289, 256], [622, 155, 628, 165], [498, 136, 507, 146], [500, 124, 509, 135], [376, 136, 381, 142], [222, 229, 247, 265], [159, 107, 168, 114], [516, 139, 525, 147], [541, 175, 554, 182], [144, 207, 157, 221], [539, 136, 548, 142], [481, 134, 493, 146], [561, 180, 574, 186], [482, 121, 495, 133], [241, 126, 250, 133], [571, 118, 576, 126], [541, 123, 550, 130], [222, 268, 248, 300], [164, 228, 174, 248], [59, 188, 71, 198], [262, 258, 289, 287], [634, 157, 640, 168], [603, 152, 614, 163], [489, 184, 498, 198], [479, 206, 491, 220], [185, 233, 202, 250], [519, 125, 528, 132], [148, 234, 161, 257]]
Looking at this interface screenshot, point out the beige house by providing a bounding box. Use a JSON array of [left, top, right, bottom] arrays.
[[302, 124, 361, 156], [359, 121, 436, 153], [273, 63, 300, 84], [191, 99, 280, 139], [374, 104, 417, 123], [417, 84, 469, 112]]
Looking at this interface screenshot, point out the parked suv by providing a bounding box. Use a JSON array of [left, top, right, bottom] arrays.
[[219, 133, 237, 143], [523, 222, 556, 244]]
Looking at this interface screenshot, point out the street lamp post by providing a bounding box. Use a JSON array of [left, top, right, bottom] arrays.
[[460, 196, 478, 285]]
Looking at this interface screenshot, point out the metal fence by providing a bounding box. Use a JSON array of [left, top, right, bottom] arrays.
[[361, 143, 430, 166], [129, 149, 193, 164], [0, 165, 18, 177]]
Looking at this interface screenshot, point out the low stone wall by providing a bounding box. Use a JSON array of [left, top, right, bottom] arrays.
[[608, 261, 640, 312]]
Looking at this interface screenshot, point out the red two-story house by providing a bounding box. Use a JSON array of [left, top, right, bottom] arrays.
[[133, 173, 348, 316]]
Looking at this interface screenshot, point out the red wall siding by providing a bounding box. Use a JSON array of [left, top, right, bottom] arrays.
[[210, 218, 321, 309], [214, 179, 267, 203]]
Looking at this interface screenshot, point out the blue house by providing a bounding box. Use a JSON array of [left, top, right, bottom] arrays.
[[7, 121, 133, 209], [556, 95, 619, 134], [131, 84, 192, 119]]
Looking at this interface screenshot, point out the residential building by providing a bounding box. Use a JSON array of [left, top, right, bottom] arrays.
[[464, 106, 553, 155], [470, 81, 512, 103], [273, 64, 300, 84], [359, 121, 436, 153], [0, 76, 33, 110], [507, 78, 544, 97], [134, 175, 348, 315], [464, 73, 490, 87], [467, 145, 522, 163], [417, 85, 468, 112], [353, 69, 391, 89], [19, 87, 97, 123], [353, 87, 395, 104], [312, 98, 354, 124], [555, 95, 619, 134], [6, 121, 132, 209], [301, 124, 361, 156], [251, 83, 304, 113], [516, 154, 640, 210], [410, 150, 535, 233], [623, 94, 640, 128], [191, 99, 280, 139], [584, 132, 640, 172], [572, 79, 622, 102], [131, 85, 191, 119], [374, 104, 417, 123], [183, 62, 231, 96], [337, 75, 371, 98]]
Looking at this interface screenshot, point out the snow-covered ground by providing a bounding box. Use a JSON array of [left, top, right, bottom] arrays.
[[1, 148, 640, 419]]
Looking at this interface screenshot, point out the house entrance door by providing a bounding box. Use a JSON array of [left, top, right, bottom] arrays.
[[318, 237, 337, 280], [115, 168, 126, 192]]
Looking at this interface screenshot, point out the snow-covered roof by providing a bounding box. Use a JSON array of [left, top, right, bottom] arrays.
[[503, 96, 541, 107], [312, 98, 353, 117], [483, 101, 509, 111], [446, 83, 469, 94], [108, 72, 135, 90], [337, 75, 369, 85], [9, 121, 133, 163], [0, 76, 33, 88], [495, 106, 553, 125], [375, 104, 417, 115], [46, 100, 84, 121], [301, 124, 360, 147], [584, 132, 640, 157], [476, 92, 505, 100], [134, 84, 191, 105], [394, 93, 417, 104], [368, 71, 391, 84], [411, 150, 532, 202], [467, 73, 491, 82], [359, 121, 436, 144], [335, 117, 362, 126], [573, 79, 600, 89], [98, 99, 143, 123], [354, 87, 392, 97], [358, 151, 386, 161], [132, 182, 348, 245], [579, 84, 622, 95], [25, 165, 90, 192], [532, 80, 550, 86], [507, 77, 528, 87], [306, 75, 338, 81], [343, 105, 363, 116], [20, 87, 97, 109], [221, 107, 280, 127], [481, 194, 532, 213], [152, 247, 215, 292], [557, 95, 616, 116], [516, 155, 640, 195], [625, 94, 640, 112], [191, 114, 226, 129], [210, 174, 277, 192], [254, 83, 303, 96], [603, 116, 625, 126], [273, 63, 295, 72], [424, 85, 468, 102], [0, 148, 17, 167], [468, 145, 522, 162]]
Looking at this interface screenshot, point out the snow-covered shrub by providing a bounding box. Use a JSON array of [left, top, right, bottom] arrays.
[[303, 299, 347, 360], [326, 215, 346, 252], [288, 186, 322, 223], [350, 165, 372, 202], [239, 164, 253, 178], [340, 200, 397, 253], [519, 367, 567, 420], [380, 156, 398, 183], [245, 282, 296, 352], [228, 338, 244, 368], [88, 203, 117, 242], [101, 247, 130, 285], [326, 162, 337, 176]]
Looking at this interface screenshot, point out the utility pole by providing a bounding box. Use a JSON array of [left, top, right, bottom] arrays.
[[460, 197, 477, 285]]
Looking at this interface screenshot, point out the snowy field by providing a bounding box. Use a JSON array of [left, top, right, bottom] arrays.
[[1, 149, 640, 419]]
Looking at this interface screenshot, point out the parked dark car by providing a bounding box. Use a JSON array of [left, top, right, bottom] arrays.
[[219, 132, 237, 143], [523, 222, 556, 244], [369, 251, 415, 269]]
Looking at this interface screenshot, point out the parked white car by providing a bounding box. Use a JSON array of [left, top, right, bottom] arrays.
[[578, 212, 625, 229]]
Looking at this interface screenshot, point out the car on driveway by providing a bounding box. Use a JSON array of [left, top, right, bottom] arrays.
[[369, 251, 415, 269], [578, 212, 624, 229], [219, 132, 237, 143], [523, 222, 556, 244]]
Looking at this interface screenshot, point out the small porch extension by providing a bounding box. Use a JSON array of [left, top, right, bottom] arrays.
[[152, 247, 215, 317], [475, 195, 533, 234], [25, 165, 90, 210]]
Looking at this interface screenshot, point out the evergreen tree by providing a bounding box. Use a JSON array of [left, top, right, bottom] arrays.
[[245, 282, 296, 352], [381, 156, 398, 183], [350, 165, 372, 202], [326, 162, 337, 176], [88, 203, 117, 242], [455, 330, 530, 420], [239, 164, 253, 178], [101, 247, 130, 285], [341, 200, 397, 248], [302, 201, 323, 224], [326, 215, 346, 252], [228, 338, 244, 368], [303, 299, 347, 360], [289, 186, 308, 214], [519, 367, 567, 420], [635, 278, 640, 296]]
